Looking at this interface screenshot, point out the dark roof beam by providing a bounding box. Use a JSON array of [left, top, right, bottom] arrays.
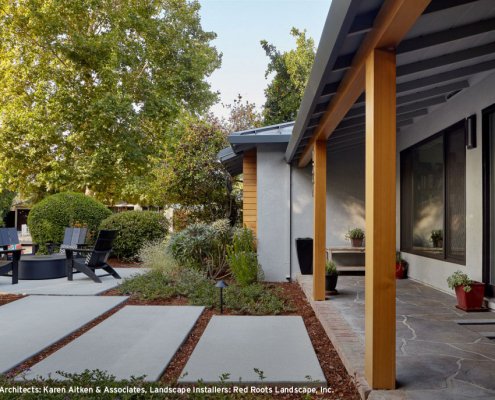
[[397, 59, 495, 93], [333, 15, 495, 74]]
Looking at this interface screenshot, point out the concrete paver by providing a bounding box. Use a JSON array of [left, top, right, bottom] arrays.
[[179, 315, 326, 386], [0, 295, 127, 374], [21, 306, 204, 381], [0, 268, 144, 295]]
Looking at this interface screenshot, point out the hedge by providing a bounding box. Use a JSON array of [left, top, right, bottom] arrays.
[[100, 211, 169, 260], [27, 192, 112, 248]]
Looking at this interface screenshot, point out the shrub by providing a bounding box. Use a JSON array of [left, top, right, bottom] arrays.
[[227, 227, 261, 286], [100, 211, 169, 260], [28, 192, 111, 250], [118, 268, 290, 315], [168, 219, 232, 278]]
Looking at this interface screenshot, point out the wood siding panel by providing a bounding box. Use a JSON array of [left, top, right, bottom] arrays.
[[243, 150, 257, 235]]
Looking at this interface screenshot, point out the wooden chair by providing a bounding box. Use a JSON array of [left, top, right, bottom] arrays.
[[65, 230, 121, 283], [0, 248, 20, 284]]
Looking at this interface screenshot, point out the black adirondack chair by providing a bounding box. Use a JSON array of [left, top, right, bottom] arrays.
[[0, 227, 34, 255], [65, 230, 121, 283], [47, 227, 88, 255], [0, 248, 20, 284]]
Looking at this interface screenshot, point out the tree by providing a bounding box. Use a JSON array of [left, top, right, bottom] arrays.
[[261, 28, 316, 125], [0, 0, 220, 203], [222, 95, 263, 134], [150, 114, 232, 225], [0, 190, 15, 227]]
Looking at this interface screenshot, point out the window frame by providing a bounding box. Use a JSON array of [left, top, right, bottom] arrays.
[[400, 120, 466, 265]]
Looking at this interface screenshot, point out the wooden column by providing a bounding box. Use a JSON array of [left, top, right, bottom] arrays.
[[243, 149, 257, 235], [364, 48, 396, 389], [313, 140, 326, 301]]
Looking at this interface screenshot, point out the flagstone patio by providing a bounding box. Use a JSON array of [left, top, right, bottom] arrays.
[[298, 275, 495, 400]]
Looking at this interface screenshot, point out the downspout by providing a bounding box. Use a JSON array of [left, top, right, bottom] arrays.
[[288, 162, 293, 282]]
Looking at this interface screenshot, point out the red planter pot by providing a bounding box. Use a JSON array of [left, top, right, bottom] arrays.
[[454, 282, 485, 311], [395, 262, 407, 279]]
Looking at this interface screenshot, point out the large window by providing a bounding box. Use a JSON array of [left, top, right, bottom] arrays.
[[401, 121, 466, 264]]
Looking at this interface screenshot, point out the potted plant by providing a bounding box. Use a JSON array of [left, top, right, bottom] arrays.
[[345, 228, 365, 247], [395, 251, 408, 279], [325, 260, 338, 293], [447, 270, 486, 311], [430, 229, 443, 248]]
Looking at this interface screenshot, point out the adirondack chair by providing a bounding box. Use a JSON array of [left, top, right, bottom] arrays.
[[0, 227, 34, 255], [65, 230, 121, 283], [0, 248, 20, 284], [47, 227, 88, 255]]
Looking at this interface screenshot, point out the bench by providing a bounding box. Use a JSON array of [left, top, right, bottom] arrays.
[[326, 247, 365, 273]]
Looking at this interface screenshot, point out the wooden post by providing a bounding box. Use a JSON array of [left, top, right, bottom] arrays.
[[313, 140, 327, 301], [364, 48, 396, 389], [243, 150, 257, 235]]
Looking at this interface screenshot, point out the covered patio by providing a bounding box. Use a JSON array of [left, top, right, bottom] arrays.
[[299, 275, 495, 399], [286, 0, 495, 392]]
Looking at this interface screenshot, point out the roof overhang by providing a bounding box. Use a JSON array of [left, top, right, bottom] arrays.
[[287, 0, 495, 165], [218, 122, 294, 176]]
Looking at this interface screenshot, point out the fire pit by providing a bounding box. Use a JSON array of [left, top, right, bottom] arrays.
[[18, 254, 67, 280]]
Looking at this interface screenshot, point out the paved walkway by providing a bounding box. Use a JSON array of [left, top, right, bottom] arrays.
[[0, 268, 143, 295], [299, 276, 495, 400], [0, 296, 127, 374], [21, 306, 204, 381], [180, 316, 326, 386]]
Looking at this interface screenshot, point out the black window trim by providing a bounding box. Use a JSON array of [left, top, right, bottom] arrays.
[[400, 119, 467, 265]]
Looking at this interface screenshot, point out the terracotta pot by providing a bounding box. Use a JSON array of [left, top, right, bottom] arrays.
[[454, 282, 485, 311], [351, 238, 363, 247], [326, 274, 338, 292]]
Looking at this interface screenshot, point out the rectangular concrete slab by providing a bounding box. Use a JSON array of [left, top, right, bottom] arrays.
[[0, 268, 144, 295], [0, 295, 127, 374], [22, 306, 204, 381], [179, 316, 326, 386]]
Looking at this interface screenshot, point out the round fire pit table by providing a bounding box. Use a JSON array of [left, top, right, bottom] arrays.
[[18, 254, 67, 280]]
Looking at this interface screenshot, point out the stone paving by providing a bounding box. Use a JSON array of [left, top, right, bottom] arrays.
[[179, 316, 326, 386], [0, 295, 127, 374], [21, 306, 204, 381], [0, 268, 143, 295], [299, 275, 495, 400]]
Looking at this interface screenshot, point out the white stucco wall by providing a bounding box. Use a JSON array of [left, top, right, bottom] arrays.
[[256, 143, 366, 281], [396, 71, 495, 293], [289, 147, 366, 278], [257, 144, 291, 281]]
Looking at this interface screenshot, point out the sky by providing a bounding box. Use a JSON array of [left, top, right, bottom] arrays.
[[198, 0, 330, 118]]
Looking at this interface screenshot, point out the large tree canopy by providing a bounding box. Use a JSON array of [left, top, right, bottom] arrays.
[[0, 0, 220, 203], [150, 113, 231, 223], [261, 28, 315, 125]]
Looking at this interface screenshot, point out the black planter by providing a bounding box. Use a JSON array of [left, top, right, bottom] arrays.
[[326, 274, 338, 292], [296, 238, 313, 275]]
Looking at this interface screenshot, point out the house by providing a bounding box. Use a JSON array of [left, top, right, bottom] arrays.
[[219, 0, 495, 390]]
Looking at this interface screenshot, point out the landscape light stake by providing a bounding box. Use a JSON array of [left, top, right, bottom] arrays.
[[215, 280, 228, 314]]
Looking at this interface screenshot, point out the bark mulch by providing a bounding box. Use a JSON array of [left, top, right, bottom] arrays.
[[107, 258, 143, 268], [0, 293, 24, 306]]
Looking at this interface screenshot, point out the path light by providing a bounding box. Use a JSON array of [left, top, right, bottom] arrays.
[[215, 280, 228, 314]]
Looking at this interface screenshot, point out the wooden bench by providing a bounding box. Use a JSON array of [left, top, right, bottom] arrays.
[[326, 247, 365, 273]]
